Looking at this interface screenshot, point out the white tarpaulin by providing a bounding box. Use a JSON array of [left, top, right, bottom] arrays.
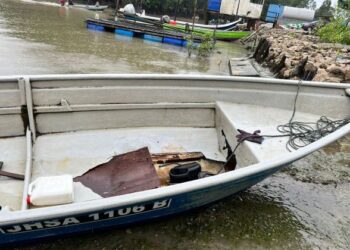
[[281, 6, 315, 22], [220, 0, 263, 19]]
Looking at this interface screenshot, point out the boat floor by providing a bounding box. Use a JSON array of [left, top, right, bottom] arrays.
[[29, 127, 225, 207]]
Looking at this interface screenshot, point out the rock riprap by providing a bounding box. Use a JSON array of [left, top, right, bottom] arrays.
[[253, 29, 350, 83]]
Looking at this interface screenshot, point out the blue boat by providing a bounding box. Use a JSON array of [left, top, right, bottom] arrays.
[[0, 74, 349, 246]]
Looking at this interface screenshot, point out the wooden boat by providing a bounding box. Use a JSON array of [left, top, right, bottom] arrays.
[[163, 23, 251, 41], [121, 13, 249, 42], [0, 74, 349, 246]]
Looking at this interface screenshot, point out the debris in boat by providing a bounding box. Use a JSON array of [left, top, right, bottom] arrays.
[[27, 175, 74, 206], [74, 147, 160, 197], [74, 148, 229, 195], [0, 161, 25, 180], [156, 158, 225, 185], [151, 152, 205, 164], [218, 129, 264, 174], [169, 162, 202, 184], [223, 154, 237, 172], [237, 129, 264, 144]]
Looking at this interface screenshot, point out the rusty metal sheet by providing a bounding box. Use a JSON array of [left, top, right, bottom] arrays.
[[74, 147, 160, 197]]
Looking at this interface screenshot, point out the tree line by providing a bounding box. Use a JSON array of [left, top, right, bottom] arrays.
[[84, 0, 348, 19]]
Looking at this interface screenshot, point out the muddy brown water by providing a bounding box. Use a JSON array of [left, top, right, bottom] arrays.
[[1, 1, 350, 249]]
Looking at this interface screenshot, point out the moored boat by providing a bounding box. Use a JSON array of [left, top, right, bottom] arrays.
[[137, 11, 242, 31], [163, 23, 251, 41], [67, 4, 108, 11], [0, 74, 349, 246]]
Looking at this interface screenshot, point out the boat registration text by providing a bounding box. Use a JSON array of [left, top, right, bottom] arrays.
[[0, 199, 171, 234]]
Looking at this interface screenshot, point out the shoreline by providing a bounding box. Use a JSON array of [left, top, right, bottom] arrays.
[[247, 29, 350, 83]]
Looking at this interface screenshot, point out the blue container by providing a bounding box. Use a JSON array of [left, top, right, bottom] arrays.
[[115, 29, 134, 37], [163, 37, 185, 46], [144, 34, 163, 43], [94, 25, 105, 31], [208, 0, 221, 12], [87, 24, 105, 31], [266, 4, 284, 23]]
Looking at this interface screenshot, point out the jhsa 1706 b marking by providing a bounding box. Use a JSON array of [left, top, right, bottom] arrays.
[[0, 199, 171, 234]]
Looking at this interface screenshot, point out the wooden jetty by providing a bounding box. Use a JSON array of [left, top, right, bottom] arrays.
[[86, 18, 203, 46], [229, 58, 260, 77]]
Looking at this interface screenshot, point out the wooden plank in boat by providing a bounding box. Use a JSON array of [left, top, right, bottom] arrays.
[[229, 58, 260, 77], [151, 152, 205, 164]]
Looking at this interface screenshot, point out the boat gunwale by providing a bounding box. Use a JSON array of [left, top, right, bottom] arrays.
[[0, 74, 348, 90]]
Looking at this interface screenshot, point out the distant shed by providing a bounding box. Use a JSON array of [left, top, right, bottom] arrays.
[[208, 0, 222, 12], [207, 0, 264, 19]]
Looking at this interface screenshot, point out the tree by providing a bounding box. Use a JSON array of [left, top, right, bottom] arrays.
[[338, 0, 350, 10], [315, 0, 333, 17]]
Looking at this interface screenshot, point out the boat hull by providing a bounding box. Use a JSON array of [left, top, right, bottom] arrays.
[[70, 4, 108, 11], [163, 24, 250, 41], [0, 166, 282, 246], [136, 13, 241, 30]]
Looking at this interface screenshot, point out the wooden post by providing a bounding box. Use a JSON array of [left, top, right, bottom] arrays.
[[114, 0, 120, 17], [191, 0, 197, 32], [188, 0, 198, 57], [235, 0, 241, 18], [115, 0, 120, 12], [174, 0, 180, 21], [213, 11, 219, 44]]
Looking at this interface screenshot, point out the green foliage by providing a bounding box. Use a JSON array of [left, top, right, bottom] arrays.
[[317, 17, 350, 45], [198, 33, 214, 56], [186, 33, 214, 57], [339, 0, 350, 10]]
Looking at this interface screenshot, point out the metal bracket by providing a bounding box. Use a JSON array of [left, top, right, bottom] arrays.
[[60, 99, 72, 111], [19, 77, 36, 141]]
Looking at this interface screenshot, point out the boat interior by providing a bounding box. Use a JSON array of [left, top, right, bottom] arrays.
[[0, 76, 349, 212]]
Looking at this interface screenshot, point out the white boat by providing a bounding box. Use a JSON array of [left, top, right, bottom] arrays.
[[68, 4, 108, 11], [0, 74, 349, 246], [137, 11, 242, 31]]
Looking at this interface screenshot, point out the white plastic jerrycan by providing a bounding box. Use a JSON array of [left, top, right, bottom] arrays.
[[27, 175, 74, 206]]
